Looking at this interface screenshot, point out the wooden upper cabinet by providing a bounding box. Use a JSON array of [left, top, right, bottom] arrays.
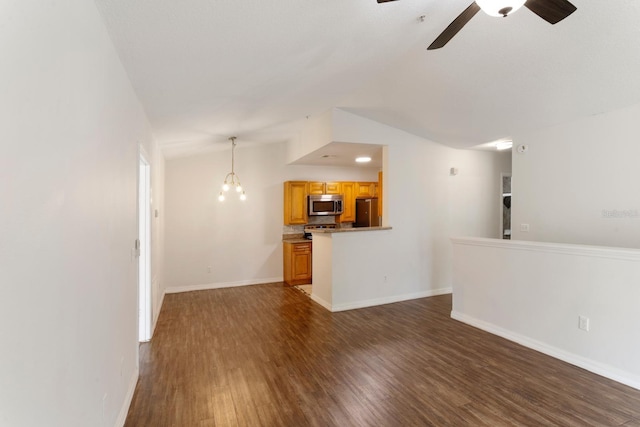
[[338, 182, 356, 223], [325, 182, 341, 194], [355, 182, 376, 198], [284, 181, 308, 225], [308, 182, 325, 195], [284, 179, 380, 225], [309, 182, 341, 195]]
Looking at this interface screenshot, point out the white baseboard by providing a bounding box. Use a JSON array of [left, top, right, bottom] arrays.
[[164, 277, 283, 294], [310, 293, 332, 311], [451, 310, 640, 392], [115, 367, 139, 427], [321, 287, 451, 312], [150, 289, 166, 339]]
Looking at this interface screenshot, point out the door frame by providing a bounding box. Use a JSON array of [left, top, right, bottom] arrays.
[[138, 149, 152, 342], [500, 172, 512, 240]]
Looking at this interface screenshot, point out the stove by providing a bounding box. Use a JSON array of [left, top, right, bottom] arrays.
[[303, 224, 337, 239]]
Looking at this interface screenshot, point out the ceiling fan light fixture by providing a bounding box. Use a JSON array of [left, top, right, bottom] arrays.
[[475, 0, 526, 17]]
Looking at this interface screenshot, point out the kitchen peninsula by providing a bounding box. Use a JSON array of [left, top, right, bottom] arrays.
[[282, 175, 414, 311], [310, 226, 398, 312]]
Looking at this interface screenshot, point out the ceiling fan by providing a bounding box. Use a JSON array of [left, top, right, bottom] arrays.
[[377, 0, 577, 50]]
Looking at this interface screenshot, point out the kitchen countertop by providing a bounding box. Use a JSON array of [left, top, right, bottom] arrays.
[[311, 226, 392, 234], [282, 238, 312, 244]]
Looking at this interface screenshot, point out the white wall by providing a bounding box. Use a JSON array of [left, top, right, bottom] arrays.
[[163, 141, 378, 291], [286, 110, 334, 164], [311, 229, 451, 312], [329, 109, 512, 293], [0, 2, 159, 426], [511, 102, 640, 248], [452, 237, 640, 390], [142, 144, 166, 328]]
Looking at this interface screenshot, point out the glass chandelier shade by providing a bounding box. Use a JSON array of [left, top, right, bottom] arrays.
[[475, 0, 526, 17], [218, 137, 247, 202]]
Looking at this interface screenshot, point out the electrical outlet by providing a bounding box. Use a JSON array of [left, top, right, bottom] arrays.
[[578, 315, 590, 332], [520, 223, 530, 232], [207, 266, 212, 273]]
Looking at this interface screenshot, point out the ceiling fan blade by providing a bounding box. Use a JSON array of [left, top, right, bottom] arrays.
[[377, 0, 399, 3], [524, 0, 577, 24], [427, 2, 481, 50]]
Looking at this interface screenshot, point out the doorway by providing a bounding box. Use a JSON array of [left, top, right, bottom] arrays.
[[501, 173, 512, 240], [138, 153, 151, 342]]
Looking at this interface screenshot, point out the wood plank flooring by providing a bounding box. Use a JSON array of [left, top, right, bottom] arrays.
[[125, 284, 640, 426]]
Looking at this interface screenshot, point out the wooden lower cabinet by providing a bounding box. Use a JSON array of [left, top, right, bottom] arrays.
[[283, 241, 312, 286]]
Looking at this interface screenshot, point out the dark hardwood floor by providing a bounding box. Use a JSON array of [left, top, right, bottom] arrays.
[[125, 284, 640, 426]]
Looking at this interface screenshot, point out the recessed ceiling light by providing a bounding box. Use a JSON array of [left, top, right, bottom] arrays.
[[355, 156, 372, 163]]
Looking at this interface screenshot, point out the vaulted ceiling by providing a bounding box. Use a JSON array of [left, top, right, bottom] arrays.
[[95, 0, 640, 157]]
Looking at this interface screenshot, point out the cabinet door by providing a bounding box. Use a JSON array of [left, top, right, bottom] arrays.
[[292, 244, 312, 281], [284, 181, 308, 225], [308, 182, 325, 195], [325, 182, 341, 194], [355, 182, 374, 198], [338, 182, 356, 223], [283, 242, 312, 286]]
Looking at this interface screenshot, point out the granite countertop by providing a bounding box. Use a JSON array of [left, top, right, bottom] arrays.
[[282, 233, 311, 244], [282, 238, 312, 244], [311, 226, 392, 234]]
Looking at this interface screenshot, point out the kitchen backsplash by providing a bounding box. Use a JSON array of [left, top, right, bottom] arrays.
[[307, 216, 337, 225], [282, 225, 305, 235]]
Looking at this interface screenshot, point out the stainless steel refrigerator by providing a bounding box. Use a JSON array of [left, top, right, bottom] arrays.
[[354, 198, 380, 227]]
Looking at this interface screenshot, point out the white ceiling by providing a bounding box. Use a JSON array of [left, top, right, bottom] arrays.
[[291, 142, 383, 168], [95, 0, 640, 157]]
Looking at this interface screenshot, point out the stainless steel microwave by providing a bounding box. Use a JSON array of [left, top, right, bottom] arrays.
[[308, 194, 344, 216]]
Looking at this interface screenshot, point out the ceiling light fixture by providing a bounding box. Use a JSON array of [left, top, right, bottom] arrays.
[[218, 136, 246, 202], [475, 0, 526, 17], [496, 140, 513, 151], [355, 156, 372, 163]]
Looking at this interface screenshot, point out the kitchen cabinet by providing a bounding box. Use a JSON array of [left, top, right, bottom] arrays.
[[338, 182, 356, 223], [309, 181, 341, 195], [283, 241, 312, 286], [355, 182, 377, 198], [308, 182, 325, 195], [284, 181, 308, 225], [284, 179, 380, 225], [325, 182, 341, 194]]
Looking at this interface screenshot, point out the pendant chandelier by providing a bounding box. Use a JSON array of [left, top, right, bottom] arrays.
[[218, 136, 246, 202]]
